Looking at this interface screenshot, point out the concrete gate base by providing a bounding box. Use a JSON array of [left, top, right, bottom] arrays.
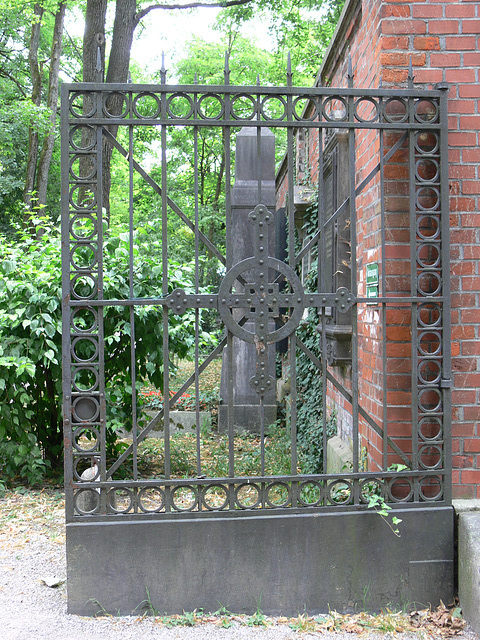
[[66, 506, 453, 616]]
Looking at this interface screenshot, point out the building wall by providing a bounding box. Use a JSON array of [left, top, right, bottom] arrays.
[[276, 0, 480, 497]]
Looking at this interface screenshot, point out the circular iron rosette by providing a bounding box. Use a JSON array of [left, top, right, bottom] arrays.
[[218, 256, 305, 345]]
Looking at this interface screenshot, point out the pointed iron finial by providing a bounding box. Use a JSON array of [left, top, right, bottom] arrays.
[[257, 74, 260, 86], [160, 51, 166, 84], [95, 45, 103, 82], [224, 51, 230, 85], [347, 55, 354, 88], [407, 56, 414, 89], [127, 71, 132, 84], [287, 52, 292, 87], [194, 72, 198, 85]]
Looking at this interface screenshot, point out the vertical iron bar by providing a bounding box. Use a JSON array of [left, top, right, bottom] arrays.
[[193, 74, 201, 477], [96, 95, 107, 513], [286, 54, 298, 479], [317, 124, 328, 475], [128, 123, 138, 483], [348, 61, 359, 481], [224, 54, 235, 497], [61, 84, 74, 522], [380, 125, 388, 471], [160, 61, 170, 481], [255, 75, 266, 477], [409, 104, 419, 499], [439, 86, 452, 504]]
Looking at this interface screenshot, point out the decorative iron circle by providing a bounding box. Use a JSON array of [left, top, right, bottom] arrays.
[[418, 302, 442, 328], [419, 476, 443, 501], [71, 306, 98, 333], [293, 95, 318, 121], [71, 274, 98, 299], [166, 92, 194, 119], [73, 456, 100, 482], [72, 336, 99, 363], [265, 482, 291, 508], [69, 92, 96, 119], [235, 482, 261, 509], [322, 96, 348, 122], [231, 94, 257, 120], [414, 99, 439, 123], [298, 480, 324, 506], [69, 124, 96, 151], [102, 91, 129, 119], [218, 256, 305, 345], [387, 476, 413, 502], [72, 396, 100, 423], [419, 444, 443, 470], [354, 97, 379, 123], [72, 366, 99, 393], [69, 185, 96, 211], [260, 95, 287, 121], [70, 214, 97, 241], [418, 330, 442, 356], [74, 488, 100, 515], [415, 158, 439, 184], [108, 487, 134, 513], [197, 93, 224, 120], [201, 484, 229, 511], [73, 426, 100, 452], [419, 416, 442, 441], [171, 485, 198, 511], [415, 131, 439, 155], [417, 214, 440, 241], [382, 98, 408, 124], [327, 479, 353, 505], [417, 271, 441, 297], [418, 387, 442, 413], [69, 154, 97, 181], [133, 92, 162, 119], [359, 478, 384, 504], [416, 186, 440, 212], [138, 486, 165, 513]]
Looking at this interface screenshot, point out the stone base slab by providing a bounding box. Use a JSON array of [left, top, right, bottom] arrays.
[[66, 506, 453, 616]]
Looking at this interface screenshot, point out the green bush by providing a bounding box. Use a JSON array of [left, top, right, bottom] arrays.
[[0, 217, 217, 485]]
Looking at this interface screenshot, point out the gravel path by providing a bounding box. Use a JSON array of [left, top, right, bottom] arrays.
[[0, 490, 479, 640]]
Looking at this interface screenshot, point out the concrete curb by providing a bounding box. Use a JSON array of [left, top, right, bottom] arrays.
[[454, 500, 480, 637]]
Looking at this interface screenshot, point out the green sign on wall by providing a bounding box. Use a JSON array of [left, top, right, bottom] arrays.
[[366, 262, 379, 285]]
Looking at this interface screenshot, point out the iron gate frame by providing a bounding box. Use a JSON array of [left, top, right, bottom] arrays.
[[61, 61, 451, 525]]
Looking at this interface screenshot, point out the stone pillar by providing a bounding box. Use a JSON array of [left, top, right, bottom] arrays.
[[218, 127, 277, 433]]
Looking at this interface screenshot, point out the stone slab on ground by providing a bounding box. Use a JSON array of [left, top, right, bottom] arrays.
[[120, 411, 211, 438], [456, 503, 480, 637]]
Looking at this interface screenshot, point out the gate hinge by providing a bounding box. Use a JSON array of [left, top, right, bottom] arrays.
[[440, 379, 452, 389]]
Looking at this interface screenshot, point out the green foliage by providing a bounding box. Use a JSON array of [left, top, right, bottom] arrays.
[[0, 217, 215, 485], [291, 198, 337, 474]]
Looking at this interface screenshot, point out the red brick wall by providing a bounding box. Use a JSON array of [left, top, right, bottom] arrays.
[[374, 0, 480, 499], [276, 0, 480, 498]]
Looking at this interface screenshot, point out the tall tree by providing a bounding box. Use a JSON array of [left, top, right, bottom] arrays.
[[23, 0, 66, 231]]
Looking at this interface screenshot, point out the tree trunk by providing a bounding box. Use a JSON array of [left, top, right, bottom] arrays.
[[82, 0, 138, 224], [83, 0, 108, 82], [23, 3, 44, 215], [36, 1, 66, 220], [101, 0, 138, 224]]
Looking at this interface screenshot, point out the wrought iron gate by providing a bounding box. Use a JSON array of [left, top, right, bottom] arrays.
[[61, 61, 451, 528]]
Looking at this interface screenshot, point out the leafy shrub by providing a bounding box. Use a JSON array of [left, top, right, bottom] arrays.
[[0, 217, 217, 484]]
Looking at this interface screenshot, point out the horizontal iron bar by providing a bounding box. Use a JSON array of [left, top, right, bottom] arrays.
[[69, 500, 448, 523], [73, 468, 445, 490], [69, 118, 442, 131], [65, 82, 444, 98]]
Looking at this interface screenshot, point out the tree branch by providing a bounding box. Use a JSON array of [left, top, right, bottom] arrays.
[[0, 69, 28, 97], [135, 0, 253, 23]]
